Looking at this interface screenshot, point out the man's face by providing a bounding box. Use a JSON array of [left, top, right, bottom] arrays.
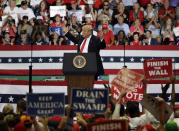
[[22, 4, 27, 9], [146, 31, 151, 39], [103, 2, 109, 10], [55, 16, 62, 23], [118, 17, 124, 24], [21, 34, 27, 39], [82, 29, 91, 38], [164, 0, 169, 8]]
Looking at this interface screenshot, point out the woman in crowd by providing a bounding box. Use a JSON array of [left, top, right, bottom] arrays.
[[145, 3, 160, 39], [129, 2, 144, 24], [115, 30, 129, 45], [49, 32, 61, 45], [84, 3, 98, 22], [130, 18, 144, 37], [161, 17, 175, 45], [18, 16, 32, 38], [98, 15, 113, 31], [35, 0, 49, 24], [144, 3, 158, 23], [2, 16, 17, 45], [68, 13, 81, 37], [130, 32, 142, 45], [32, 17, 48, 43], [112, 2, 128, 25]]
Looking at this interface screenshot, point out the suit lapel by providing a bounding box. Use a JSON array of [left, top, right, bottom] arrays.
[[88, 35, 94, 51]]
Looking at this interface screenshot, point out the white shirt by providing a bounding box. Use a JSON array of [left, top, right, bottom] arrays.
[[129, 111, 154, 129], [148, 38, 151, 45], [3, 6, 19, 25], [148, 24, 160, 38], [144, 9, 156, 19], [80, 35, 92, 53], [122, 0, 137, 6], [113, 23, 130, 36], [18, 7, 35, 20], [30, 0, 43, 7]]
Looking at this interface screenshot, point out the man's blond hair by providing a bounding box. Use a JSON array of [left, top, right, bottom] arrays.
[[82, 25, 93, 31]]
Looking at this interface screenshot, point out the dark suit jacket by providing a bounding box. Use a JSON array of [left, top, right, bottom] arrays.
[[65, 32, 106, 78], [150, 38, 158, 45], [144, 38, 158, 45]]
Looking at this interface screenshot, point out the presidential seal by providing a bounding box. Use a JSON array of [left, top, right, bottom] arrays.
[[73, 55, 86, 68]]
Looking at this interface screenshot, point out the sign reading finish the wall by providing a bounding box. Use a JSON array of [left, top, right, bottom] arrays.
[[143, 58, 173, 79]]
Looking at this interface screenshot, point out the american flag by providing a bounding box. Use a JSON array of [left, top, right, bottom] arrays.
[[0, 45, 179, 111]]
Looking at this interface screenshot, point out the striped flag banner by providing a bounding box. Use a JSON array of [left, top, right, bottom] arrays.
[[0, 45, 178, 75]]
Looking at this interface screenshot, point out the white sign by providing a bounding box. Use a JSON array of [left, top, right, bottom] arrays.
[[88, 0, 94, 4], [173, 27, 179, 37], [50, 6, 66, 17], [68, 10, 84, 22], [0, 21, 2, 27]]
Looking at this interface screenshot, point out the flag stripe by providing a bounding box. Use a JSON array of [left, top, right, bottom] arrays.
[[0, 69, 178, 76], [0, 45, 178, 51]]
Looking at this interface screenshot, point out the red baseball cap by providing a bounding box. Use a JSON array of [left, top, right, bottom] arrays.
[[55, 14, 62, 18]]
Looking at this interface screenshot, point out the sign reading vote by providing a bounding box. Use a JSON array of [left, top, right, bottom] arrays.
[[111, 82, 143, 104], [87, 120, 128, 131], [143, 58, 172, 79], [71, 88, 108, 114], [27, 93, 65, 116]]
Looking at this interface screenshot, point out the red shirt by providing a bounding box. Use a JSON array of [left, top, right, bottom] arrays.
[[50, 22, 64, 27], [131, 41, 140, 46], [45, 0, 56, 5], [129, 10, 144, 23], [94, 0, 102, 9], [97, 30, 114, 45], [79, 0, 85, 5], [0, 9, 2, 20], [139, 0, 150, 7], [159, 7, 175, 21]]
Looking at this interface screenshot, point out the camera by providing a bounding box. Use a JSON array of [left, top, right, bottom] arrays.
[[8, 19, 15, 25]]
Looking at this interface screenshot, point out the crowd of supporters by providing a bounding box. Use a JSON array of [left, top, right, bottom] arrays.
[[0, 76, 178, 131], [0, 0, 178, 46]]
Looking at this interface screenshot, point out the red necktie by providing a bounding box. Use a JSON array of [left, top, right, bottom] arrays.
[[80, 39, 87, 53]]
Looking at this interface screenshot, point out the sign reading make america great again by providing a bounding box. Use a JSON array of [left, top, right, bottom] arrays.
[[71, 88, 108, 114], [143, 58, 172, 79], [27, 93, 65, 116]]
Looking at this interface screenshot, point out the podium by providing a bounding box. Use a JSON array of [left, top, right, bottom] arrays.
[[63, 53, 97, 103]]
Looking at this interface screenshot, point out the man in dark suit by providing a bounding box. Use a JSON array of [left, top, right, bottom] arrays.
[[143, 30, 159, 45], [63, 25, 106, 80]]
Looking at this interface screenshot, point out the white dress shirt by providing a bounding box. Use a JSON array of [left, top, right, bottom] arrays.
[[80, 35, 92, 53]]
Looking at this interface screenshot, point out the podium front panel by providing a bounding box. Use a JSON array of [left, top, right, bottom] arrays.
[[63, 53, 97, 75]]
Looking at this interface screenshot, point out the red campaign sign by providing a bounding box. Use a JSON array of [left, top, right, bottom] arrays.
[[111, 68, 143, 93], [87, 120, 128, 131], [143, 58, 173, 79], [111, 82, 144, 104]]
